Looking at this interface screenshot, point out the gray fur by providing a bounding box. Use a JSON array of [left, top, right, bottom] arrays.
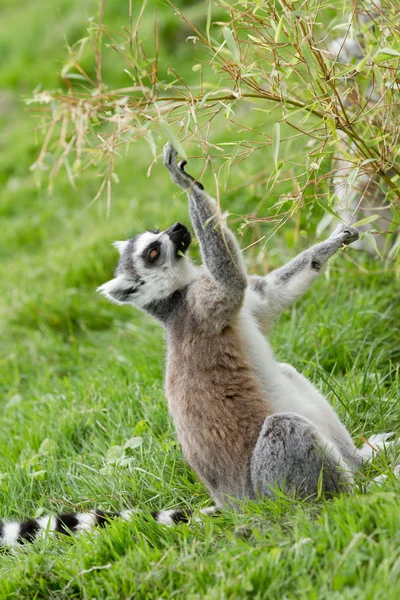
[[247, 225, 359, 329], [163, 144, 247, 322], [116, 235, 139, 275], [98, 143, 394, 509], [251, 413, 350, 500], [271, 226, 359, 283]]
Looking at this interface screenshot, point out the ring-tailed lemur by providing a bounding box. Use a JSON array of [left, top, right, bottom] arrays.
[[1, 144, 395, 547], [99, 144, 396, 507]]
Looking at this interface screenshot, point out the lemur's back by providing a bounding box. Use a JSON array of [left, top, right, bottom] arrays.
[[165, 292, 271, 505]]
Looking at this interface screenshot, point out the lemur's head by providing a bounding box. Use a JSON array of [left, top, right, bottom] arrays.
[[98, 222, 194, 308]]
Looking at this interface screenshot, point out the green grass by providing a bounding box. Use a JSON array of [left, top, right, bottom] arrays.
[[1, 1, 400, 598]]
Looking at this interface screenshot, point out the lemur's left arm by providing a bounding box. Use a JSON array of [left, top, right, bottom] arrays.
[[164, 144, 247, 320], [248, 225, 359, 330]]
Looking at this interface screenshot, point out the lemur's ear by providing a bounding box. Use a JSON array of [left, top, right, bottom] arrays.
[[112, 240, 129, 255], [97, 275, 139, 305]]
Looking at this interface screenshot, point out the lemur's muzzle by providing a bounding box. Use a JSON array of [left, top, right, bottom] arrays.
[[165, 222, 192, 254]]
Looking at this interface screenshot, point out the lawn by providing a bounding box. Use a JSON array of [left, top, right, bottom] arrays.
[[1, 1, 400, 598]]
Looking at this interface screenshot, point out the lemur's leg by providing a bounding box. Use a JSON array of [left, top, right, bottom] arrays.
[[276, 363, 362, 469], [274, 365, 400, 473], [251, 412, 354, 500], [163, 144, 247, 312], [274, 366, 398, 471], [248, 225, 359, 328]]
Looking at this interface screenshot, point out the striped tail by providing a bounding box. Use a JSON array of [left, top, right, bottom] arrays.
[[0, 506, 217, 547]]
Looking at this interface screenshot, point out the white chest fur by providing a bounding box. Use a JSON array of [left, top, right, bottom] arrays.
[[237, 301, 351, 448]]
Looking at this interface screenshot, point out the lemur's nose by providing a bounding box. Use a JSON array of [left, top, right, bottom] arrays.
[[165, 222, 188, 237], [165, 222, 191, 250], [170, 222, 185, 233]]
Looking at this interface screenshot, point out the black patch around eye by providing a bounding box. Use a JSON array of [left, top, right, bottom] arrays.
[[142, 241, 161, 264], [147, 229, 160, 234]]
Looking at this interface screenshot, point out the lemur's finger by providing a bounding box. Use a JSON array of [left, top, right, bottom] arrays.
[[163, 143, 205, 191]]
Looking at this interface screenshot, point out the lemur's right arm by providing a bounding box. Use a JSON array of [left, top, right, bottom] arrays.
[[248, 226, 359, 331], [164, 144, 247, 323]]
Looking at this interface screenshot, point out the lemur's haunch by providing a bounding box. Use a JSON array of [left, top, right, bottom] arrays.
[[0, 144, 394, 547]]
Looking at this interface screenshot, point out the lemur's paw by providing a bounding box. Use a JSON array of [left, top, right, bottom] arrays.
[[163, 142, 178, 169], [332, 224, 360, 246], [163, 143, 204, 190]]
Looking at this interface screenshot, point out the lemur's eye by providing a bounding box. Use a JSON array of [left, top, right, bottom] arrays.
[[148, 248, 159, 261]]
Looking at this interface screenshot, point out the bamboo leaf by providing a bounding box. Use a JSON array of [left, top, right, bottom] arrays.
[[351, 214, 380, 228], [144, 132, 157, 158], [373, 47, 400, 63], [274, 15, 284, 44], [301, 41, 318, 77], [355, 53, 371, 72], [63, 73, 90, 81], [327, 117, 338, 142], [272, 122, 280, 168], [160, 121, 187, 161], [206, 0, 212, 43], [347, 167, 360, 187], [388, 235, 400, 259], [223, 27, 240, 64], [316, 198, 342, 221], [363, 232, 382, 258]]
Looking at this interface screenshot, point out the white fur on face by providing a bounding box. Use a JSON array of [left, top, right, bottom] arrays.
[[98, 230, 198, 309], [134, 231, 185, 266], [134, 231, 163, 256], [122, 231, 196, 308], [134, 253, 196, 309], [112, 240, 129, 255]]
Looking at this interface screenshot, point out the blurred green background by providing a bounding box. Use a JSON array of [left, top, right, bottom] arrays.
[[1, 1, 399, 598]]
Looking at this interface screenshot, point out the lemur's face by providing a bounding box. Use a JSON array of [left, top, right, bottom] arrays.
[[98, 222, 194, 308]]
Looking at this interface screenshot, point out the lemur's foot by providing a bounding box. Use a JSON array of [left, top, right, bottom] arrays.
[[331, 224, 360, 246], [163, 143, 204, 191]]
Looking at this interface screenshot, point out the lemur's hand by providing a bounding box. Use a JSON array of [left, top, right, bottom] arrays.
[[163, 143, 204, 191], [307, 225, 359, 272], [330, 224, 360, 247]]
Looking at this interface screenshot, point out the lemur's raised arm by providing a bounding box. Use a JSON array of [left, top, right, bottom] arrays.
[[248, 225, 359, 329], [163, 144, 247, 320], [164, 143, 359, 331]]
